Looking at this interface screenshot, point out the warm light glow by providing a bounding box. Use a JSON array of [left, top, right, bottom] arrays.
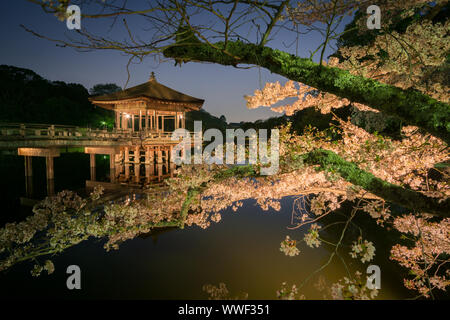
[[125, 113, 130, 119]]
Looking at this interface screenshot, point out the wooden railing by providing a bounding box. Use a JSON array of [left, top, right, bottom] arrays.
[[0, 123, 192, 141]]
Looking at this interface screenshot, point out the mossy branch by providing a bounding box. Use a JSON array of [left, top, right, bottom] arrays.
[[179, 188, 200, 229], [179, 154, 448, 217], [163, 41, 450, 144], [303, 149, 449, 217]]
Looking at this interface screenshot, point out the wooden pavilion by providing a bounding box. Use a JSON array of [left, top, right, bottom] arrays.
[[89, 72, 204, 132], [87, 72, 204, 185], [7, 73, 204, 200]]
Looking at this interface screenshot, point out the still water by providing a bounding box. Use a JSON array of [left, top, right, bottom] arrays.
[[0, 153, 415, 299]]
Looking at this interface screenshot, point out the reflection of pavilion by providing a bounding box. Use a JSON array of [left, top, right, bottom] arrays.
[[4, 72, 204, 198]]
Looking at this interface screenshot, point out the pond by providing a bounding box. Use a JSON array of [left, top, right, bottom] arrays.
[[0, 153, 416, 299]]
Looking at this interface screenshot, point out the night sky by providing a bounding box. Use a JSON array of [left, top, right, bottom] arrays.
[[0, 1, 352, 123]]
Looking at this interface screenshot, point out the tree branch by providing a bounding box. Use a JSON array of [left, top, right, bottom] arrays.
[[303, 149, 450, 217], [163, 41, 450, 144]]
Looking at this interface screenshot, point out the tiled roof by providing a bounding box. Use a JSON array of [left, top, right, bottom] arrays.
[[89, 74, 204, 106]]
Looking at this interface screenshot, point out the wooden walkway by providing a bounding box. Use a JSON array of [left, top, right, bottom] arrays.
[[0, 122, 191, 149], [0, 122, 195, 199]]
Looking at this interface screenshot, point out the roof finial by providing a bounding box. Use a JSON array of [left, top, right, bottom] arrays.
[[149, 71, 156, 82]]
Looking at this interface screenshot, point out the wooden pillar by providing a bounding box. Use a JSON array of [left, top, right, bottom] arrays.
[[47, 178, 55, 197], [89, 154, 96, 181], [161, 115, 165, 132], [115, 112, 120, 129], [110, 154, 116, 183], [24, 156, 33, 197], [182, 112, 185, 128], [150, 148, 155, 179], [115, 153, 121, 181], [134, 146, 140, 183], [169, 146, 176, 177], [145, 110, 149, 130], [46, 156, 54, 180], [164, 148, 170, 176], [145, 147, 154, 182], [117, 150, 124, 181], [122, 113, 127, 130], [124, 147, 130, 180], [24, 156, 33, 178], [151, 112, 154, 130], [46, 156, 55, 196], [157, 147, 163, 181], [153, 110, 156, 131], [151, 112, 153, 130]]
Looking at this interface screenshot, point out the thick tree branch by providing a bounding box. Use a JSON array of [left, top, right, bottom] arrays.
[[163, 41, 450, 144], [303, 149, 450, 217], [188, 151, 449, 217]]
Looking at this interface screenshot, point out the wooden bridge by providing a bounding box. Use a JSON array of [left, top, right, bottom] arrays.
[[0, 123, 182, 148], [0, 122, 194, 198], [1, 72, 205, 200]]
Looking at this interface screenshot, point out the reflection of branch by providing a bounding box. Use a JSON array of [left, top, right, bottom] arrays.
[[415, 216, 435, 300], [297, 198, 361, 290], [288, 197, 346, 230]]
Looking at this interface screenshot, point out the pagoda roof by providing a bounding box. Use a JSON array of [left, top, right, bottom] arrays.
[[89, 73, 204, 110]]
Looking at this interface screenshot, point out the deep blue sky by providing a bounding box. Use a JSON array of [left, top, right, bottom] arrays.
[[0, 1, 351, 123]]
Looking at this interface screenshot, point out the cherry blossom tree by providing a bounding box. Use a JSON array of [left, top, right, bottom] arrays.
[[12, 0, 450, 299]]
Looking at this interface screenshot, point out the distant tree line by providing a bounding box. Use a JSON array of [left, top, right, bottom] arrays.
[[0, 65, 230, 131], [0, 65, 114, 128], [185, 109, 227, 133]]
